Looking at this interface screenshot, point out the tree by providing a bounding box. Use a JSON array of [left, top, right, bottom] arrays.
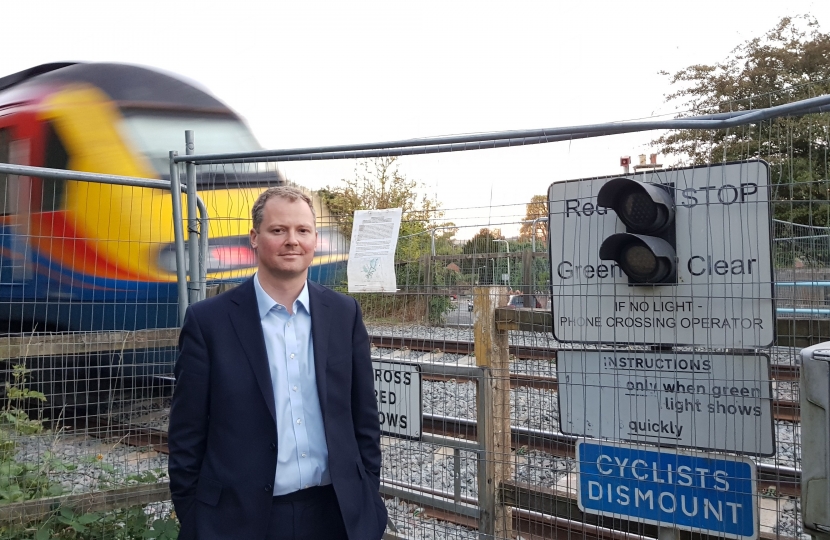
[[652, 15, 830, 225], [319, 157, 445, 243], [460, 228, 505, 284], [319, 157, 455, 322], [519, 194, 549, 247]]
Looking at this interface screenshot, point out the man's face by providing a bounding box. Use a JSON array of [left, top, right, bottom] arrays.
[[250, 197, 317, 281]]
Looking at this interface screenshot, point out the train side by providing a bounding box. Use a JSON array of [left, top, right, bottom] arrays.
[[0, 63, 346, 332]]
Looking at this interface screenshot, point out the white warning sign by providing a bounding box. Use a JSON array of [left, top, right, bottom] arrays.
[[372, 360, 422, 439], [548, 161, 774, 348], [558, 350, 774, 455]]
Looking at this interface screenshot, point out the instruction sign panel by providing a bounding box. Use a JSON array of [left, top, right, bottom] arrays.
[[558, 350, 774, 455], [548, 161, 773, 347], [577, 440, 758, 540], [372, 360, 422, 439]]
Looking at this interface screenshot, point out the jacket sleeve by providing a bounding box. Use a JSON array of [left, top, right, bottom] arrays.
[[350, 298, 382, 488], [167, 307, 211, 523]]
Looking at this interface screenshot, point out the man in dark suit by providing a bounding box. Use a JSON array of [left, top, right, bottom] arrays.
[[168, 186, 387, 540]]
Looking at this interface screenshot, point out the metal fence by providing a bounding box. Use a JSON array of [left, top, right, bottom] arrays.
[[0, 88, 826, 540]]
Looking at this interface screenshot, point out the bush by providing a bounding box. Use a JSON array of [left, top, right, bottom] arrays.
[[427, 296, 453, 324]]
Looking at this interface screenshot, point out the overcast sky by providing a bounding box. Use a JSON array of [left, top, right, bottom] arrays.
[[4, 0, 830, 237]]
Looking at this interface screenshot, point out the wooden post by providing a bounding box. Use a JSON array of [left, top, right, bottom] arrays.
[[473, 286, 513, 539], [521, 250, 533, 309]]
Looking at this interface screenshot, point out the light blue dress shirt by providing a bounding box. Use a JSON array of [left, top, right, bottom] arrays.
[[254, 273, 330, 495]]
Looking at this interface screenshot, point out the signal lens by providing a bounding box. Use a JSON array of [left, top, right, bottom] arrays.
[[622, 245, 657, 278], [622, 191, 657, 229]]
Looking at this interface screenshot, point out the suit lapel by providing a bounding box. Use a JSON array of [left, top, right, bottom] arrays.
[[228, 278, 277, 424], [308, 281, 330, 420]]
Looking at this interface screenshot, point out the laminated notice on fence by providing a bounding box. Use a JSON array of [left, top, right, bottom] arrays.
[[348, 208, 402, 293]]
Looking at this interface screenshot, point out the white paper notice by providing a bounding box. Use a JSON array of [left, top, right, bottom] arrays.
[[347, 208, 402, 293]]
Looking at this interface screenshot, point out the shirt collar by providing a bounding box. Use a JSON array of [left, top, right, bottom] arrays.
[[253, 273, 311, 319]]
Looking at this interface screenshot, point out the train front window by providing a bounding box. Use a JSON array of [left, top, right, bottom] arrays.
[[41, 123, 68, 211], [119, 113, 261, 175]]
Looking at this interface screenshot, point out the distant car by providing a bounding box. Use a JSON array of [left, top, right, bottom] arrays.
[[507, 295, 524, 308], [506, 295, 542, 309]]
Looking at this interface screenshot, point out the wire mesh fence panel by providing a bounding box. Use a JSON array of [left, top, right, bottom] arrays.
[[0, 87, 828, 540], [0, 167, 187, 536]]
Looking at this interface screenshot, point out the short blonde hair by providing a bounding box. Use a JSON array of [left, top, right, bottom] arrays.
[[251, 186, 316, 231]]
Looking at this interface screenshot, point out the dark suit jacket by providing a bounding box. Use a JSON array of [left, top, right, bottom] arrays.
[[168, 278, 387, 540]]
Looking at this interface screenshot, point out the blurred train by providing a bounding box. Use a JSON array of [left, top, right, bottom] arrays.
[[0, 63, 347, 333]]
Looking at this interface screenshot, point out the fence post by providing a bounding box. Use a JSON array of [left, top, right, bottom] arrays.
[[521, 250, 533, 309], [168, 151, 189, 325], [473, 286, 512, 539], [185, 130, 200, 303], [422, 254, 433, 322]]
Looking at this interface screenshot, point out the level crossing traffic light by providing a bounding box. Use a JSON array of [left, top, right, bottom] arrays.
[[596, 178, 676, 284]]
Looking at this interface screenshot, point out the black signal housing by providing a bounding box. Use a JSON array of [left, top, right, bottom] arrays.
[[597, 178, 677, 285]]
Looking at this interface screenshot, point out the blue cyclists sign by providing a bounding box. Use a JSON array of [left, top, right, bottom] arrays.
[[577, 440, 758, 539]]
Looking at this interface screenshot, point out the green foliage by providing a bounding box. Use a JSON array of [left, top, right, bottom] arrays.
[[0, 364, 64, 505], [0, 505, 179, 539], [459, 228, 505, 284], [2, 365, 45, 436], [320, 158, 459, 323], [319, 157, 452, 252], [0, 367, 176, 539], [652, 15, 830, 226], [427, 296, 454, 324], [0, 450, 68, 504], [319, 157, 456, 266]]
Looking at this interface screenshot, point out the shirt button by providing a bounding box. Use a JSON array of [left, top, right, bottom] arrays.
[[264, 484, 273, 492], [290, 353, 295, 359], [301, 453, 306, 458], [292, 385, 298, 392], [270, 443, 276, 451], [304, 484, 309, 489], [296, 418, 302, 425]]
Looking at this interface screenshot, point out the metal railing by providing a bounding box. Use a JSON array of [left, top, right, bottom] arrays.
[[0, 161, 209, 324]]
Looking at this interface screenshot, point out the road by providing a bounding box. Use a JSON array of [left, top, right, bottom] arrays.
[[444, 296, 475, 326]]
